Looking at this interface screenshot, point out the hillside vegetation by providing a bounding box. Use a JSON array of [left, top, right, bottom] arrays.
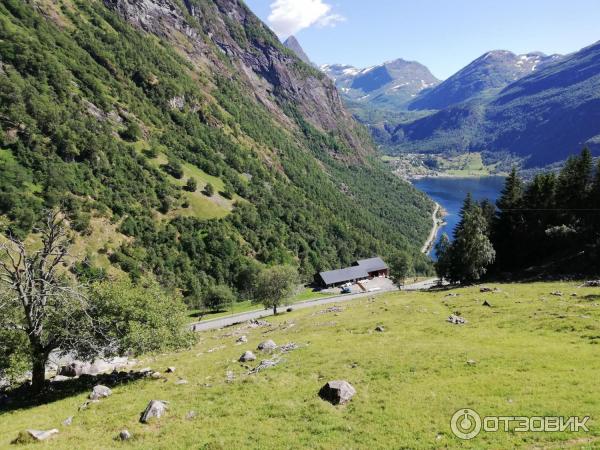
[[0, 0, 433, 304], [1, 282, 599, 449]]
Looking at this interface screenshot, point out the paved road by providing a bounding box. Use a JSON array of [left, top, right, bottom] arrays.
[[190, 278, 439, 332]]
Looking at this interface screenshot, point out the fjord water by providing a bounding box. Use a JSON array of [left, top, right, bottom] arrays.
[[413, 176, 506, 257]]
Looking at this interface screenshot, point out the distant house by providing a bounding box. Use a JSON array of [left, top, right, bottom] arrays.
[[317, 257, 389, 288]]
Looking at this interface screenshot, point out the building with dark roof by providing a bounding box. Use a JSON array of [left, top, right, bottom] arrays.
[[316, 257, 389, 288]]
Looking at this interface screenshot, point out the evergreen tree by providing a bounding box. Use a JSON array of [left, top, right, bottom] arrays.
[[448, 200, 496, 284], [434, 233, 452, 281], [493, 168, 524, 270]]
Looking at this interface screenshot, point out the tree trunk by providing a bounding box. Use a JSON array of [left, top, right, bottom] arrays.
[[30, 353, 47, 394], [273, 304, 277, 315]]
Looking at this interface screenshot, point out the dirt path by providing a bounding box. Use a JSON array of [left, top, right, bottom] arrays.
[[421, 202, 442, 254]]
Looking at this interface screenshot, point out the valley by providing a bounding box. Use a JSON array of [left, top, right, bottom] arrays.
[[2, 1, 600, 449]]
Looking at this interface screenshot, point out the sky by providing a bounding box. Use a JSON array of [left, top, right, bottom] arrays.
[[244, 0, 600, 79]]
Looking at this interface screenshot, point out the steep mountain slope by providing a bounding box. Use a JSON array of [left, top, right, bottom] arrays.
[[409, 50, 561, 110], [322, 59, 439, 110], [283, 35, 312, 65], [0, 0, 433, 300], [391, 42, 600, 166]]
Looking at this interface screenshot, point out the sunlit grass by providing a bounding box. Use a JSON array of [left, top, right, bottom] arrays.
[[1, 282, 599, 449]]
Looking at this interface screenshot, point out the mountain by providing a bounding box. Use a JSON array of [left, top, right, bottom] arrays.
[[391, 42, 600, 167], [409, 50, 562, 110], [322, 59, 440, 110], [283, 35, 312, 65], [0, 0, 433, 299]]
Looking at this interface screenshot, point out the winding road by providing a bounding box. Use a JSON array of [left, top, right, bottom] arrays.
[[421, 202, 443, 254], [190, 278, 439, 332]]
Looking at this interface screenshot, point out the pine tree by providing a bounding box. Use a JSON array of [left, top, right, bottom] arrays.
[[434, 233, 452, 281], [448, 200, 496, 284], [492, 168, 524, 270]]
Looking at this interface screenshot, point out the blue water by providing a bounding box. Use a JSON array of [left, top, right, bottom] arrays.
[[413, 176, 506, 258]]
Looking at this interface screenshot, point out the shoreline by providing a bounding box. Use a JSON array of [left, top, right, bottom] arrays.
[[421, 202, 446, 255]]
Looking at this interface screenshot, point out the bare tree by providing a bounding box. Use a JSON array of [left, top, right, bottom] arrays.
[[0, 210, 94, 393]]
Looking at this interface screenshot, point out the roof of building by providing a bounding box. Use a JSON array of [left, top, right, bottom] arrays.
[[318, 266, 369, 286], [355, 257, 388, 272], [318, 256, 388, 285]]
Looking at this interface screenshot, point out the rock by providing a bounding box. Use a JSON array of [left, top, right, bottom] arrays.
[[447, 315, 467, 325], [51, 375, 72, 382], [239, 351, 256, 362], [551, 291, 563, 297], [280, 342, 299, 352], [175, 379, 189, 385], [89, 385, 112, 400], [226, 370, 235, 383], [480, 287, 493, 293], [318, 380, 356, 405], [572, 293, 578, 297], [445, 293, 459, 297], [236, 335, 248, 343], [582, 280, 600, 287], [150, 371, 163, 379], [119, 430, 132, 441], [165, 367, 176, 373], [13, 429, 59, 443], [466, 359, 477, 366], [58, 361, 87, 377], [257, 340, 277, 351], [186, 411, 197, 420], [286, 307, 293, 312], [140, 400, 169, 423], [375, 325, 385, 332], [482, 300, 492, 307], [248, 358, 282, 374], [62, 416, 73, 426]]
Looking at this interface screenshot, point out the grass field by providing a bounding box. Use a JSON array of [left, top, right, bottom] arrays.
[[189, 289, 336, 321], [2, 282, 600, 449]]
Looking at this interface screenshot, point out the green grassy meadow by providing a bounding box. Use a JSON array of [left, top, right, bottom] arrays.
[[1, 282, 600, 449]]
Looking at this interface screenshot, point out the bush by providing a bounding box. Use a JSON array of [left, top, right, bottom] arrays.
[[185, 177, 197, 192], [203, 284, 235, 312], [90, 278, 195, 355], [203, 183, 215, 197], [120, 121, 142, 142]]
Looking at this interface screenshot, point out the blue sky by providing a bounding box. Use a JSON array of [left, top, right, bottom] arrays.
[[245, 0, 600, 79]]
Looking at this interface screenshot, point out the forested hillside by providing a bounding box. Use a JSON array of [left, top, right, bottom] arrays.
[[0, 0, 433, 305], [387, 42, 600, 167]]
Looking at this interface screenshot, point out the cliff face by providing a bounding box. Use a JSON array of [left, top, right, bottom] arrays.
[[103, 0, 370, 157]]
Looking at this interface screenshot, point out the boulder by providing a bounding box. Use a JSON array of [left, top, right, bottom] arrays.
[[582, 280, 600, 287], [89, 385, 112, 400], [257, 340, 277, 351], [280, 342, 299, 352], [58, 362, 88, 377], [236, 335, 248, 344], [13, 429, 59, 443], [239, 351, 256, 362], [482, 300, 492, 307], [480, 287, 493, 293], [466, 359, 477, 366], [375, 325, 385, 332], [175, 379, 189, 385], [62, 416, 73, 426], [119, 430, 132, 441], [186, 410, 197, 420], [165, 367, 176, 373], [551, 291, 563, 297], [140, 400, 169, 423], [318, 380, 356, 405]]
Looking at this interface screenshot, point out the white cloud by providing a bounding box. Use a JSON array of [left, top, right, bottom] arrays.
[[268, 0, 345, 37]]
